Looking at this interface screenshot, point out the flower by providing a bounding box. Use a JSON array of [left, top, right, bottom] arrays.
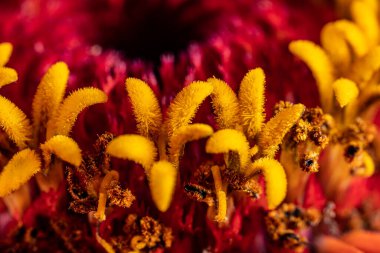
[[6, 0, 378, 253], [286, 0, 380, 251]]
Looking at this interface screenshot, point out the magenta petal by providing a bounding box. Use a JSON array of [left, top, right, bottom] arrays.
[[303, 174, 327, 210]]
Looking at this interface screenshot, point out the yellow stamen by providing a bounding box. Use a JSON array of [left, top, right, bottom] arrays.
[[238, 68, 266, 139], [321, 21, 368, 72], [347, 85, 380, 120], [94, 170, 119, 222], [149, 161, 176, 212], [332, 78, 359, 107], [0, 149, 41, 197], [289, 41, 334, 111], [334, 20, 369, 57], [0, 67, 18, 88], [32, 62, 69, 140], [246, 158, 287, 210], [0, 95, 32, 149], [169, 123, 213, 168], [211, 165, 227, 222], [321, 23, 351, 73], [361, 151, 375, 177], [96, 233, 115, 253], [130, 235, 146, 251], [205, 129, 250, 170], [47, 87, 107, 137], [208, 77, 240, 129], [40, 135, 82, 167], [0, 42, 12, 67], [258, 104, 305, 158], [249, 145, 259, 157], [351, 0, 379, 47], [348, 46, 380, 87], [166, 81, 213, 138], [125, 78, 162, 138], [106, 134, 157, 172]]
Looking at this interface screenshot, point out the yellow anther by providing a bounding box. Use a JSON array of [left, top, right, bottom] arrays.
[[169, 123, 213, 168], [149, 161, 177, 212], [40, 135, 82, 167], [333, 78, 359, 107], [246, 158, 287, 210], [206, 129, 250, 170], [106, 134, 157, 172]]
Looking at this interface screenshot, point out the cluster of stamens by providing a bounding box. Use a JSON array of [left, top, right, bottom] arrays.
[[265, 203, 321, 252]]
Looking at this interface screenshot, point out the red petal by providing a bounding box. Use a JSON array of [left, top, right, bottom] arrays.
[[303, 174, 327, 210]]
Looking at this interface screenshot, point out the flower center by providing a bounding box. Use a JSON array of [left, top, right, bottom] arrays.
[[92, 1, 225, 62]]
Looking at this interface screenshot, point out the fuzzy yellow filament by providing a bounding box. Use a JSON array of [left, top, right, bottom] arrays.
[[32, 62, 69, 141], [166, 81, 213, 138], [208, 77, 240, 129], [94, 170, 120, 222], [0, 149, 41, 197], [47, 87, 108, 138], [258, 104, 305, 158], [126, 78, 162, 138], [0, 96, 32, 149], [238, 68, 266, 139]]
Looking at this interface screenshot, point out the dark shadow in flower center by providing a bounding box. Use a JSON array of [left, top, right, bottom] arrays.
[[92, 1, 226, 62]]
